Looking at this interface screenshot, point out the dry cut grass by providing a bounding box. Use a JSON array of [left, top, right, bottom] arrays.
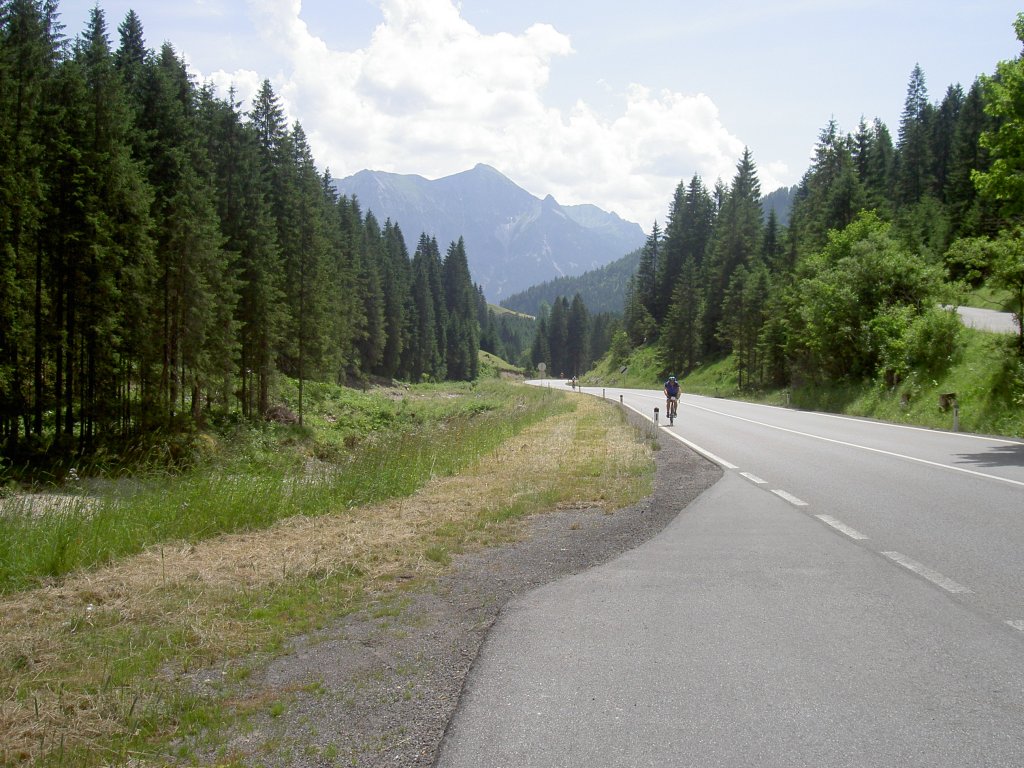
[[0, 394, 653, 766]]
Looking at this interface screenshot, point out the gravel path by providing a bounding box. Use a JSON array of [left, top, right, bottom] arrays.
[[188, 408, 722, 767]]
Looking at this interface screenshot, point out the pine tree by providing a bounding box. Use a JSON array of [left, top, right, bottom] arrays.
[[0, 0, 62, 445], [379, 219, 411, 378], [547, 296, 569, 377], [932, 84, 965, 203], [852, 117, 895, 214], [529, 314, 551, 370], [634, 222, 661, 327], [946, 79, 995, 238], [656, 183, 688, 322], [407, 234, 444, 381], [63, 7, 155, 447], [332, 194, 367, 382], [662, 258, 703, 373], [281, 123, 330, 423], [788, 120, 866, 258], [199, 85, 282, 417], [355, 211, 387, 375], [443, 237, 479, 381], [893, 64, 935, 207], [565, 293, 590, 376], [704, 148, 763, 357], [137, 42, 234, 424]]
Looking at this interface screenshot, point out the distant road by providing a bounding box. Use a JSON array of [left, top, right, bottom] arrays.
[[437, 382, 1024, 767], [954, 305, 1019, 334]]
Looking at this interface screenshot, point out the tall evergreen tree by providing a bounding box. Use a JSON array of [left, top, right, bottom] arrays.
[[932, 84, 965, 203], [443, 237, 478, 381], [565, 293, 590, 376], [893, 64, 935, 207], [788, 120, 866, 258], [0, 0, 62, 445], [704, 148, 763, 356], [199, 85, 282, 416], [634, 222, 661, 326], [137, 42, 234, 424], [379, 219, 411, 378], [656, 184, 688, 322], [852, 117, 895, 214], [406, 234, 436, 381], [547, 296, 569, 376], [354, 211, 387, 375], [279, 123, 330, 423], [946, 79, 995, 238]]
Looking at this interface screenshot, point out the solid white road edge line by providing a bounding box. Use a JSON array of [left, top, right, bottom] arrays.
[[882, 551, 972, 594], [615, 398, 740, 470], [685, 402, 1024, 489], [815, 514, 869, 540]]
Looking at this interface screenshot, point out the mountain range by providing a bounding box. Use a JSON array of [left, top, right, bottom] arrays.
[[332, 164, 647, 301]]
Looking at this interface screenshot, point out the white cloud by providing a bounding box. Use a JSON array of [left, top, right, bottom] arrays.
[[198, 0, 767, 226]]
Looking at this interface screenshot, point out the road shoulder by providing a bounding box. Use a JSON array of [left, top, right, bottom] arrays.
[[184, 407, 721, 767]]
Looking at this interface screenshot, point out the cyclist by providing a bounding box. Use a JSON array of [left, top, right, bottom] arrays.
[[663, 375, 680, 419]]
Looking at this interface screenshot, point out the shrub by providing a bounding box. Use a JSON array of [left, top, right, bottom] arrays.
[[905, 306, 963, 376]]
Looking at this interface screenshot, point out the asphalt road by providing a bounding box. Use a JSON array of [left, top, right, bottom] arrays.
[[435, 383, 1024, 768], [954, 306, 1019, 335]]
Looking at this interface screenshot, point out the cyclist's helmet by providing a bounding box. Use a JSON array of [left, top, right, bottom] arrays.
[[669, 375, 677, 381]]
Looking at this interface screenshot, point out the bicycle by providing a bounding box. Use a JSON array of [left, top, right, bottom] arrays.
[[666, 395, 678, 425]]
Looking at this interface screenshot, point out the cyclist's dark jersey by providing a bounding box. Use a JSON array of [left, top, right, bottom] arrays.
[[664, 380, 680, 397]]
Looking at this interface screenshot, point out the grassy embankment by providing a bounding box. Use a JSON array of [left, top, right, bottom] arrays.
[[584, 326, 1024, 438], [0, 378, 654, 766]]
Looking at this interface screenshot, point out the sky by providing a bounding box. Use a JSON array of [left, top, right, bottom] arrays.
[[56, 0, 1024, 228]]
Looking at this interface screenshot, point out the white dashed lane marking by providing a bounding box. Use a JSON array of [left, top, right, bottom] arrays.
[[771, 489, 808, 507], [882, 551, 972, 594], [1007, 621, 1024, 632], [816, 515, 869, 540], [740, 472, 767, 485]]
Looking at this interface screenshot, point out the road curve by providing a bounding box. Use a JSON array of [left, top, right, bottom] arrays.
[[435, 382, 1024, 768], [954, 305, 1019, 334]]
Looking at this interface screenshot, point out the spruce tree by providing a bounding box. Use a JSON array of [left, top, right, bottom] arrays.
[[656, 184, 688, 322], [199, 85, 283, 416], [704, 148, 763, 357], [565, 293, 590, 376], [74, 8, 155, 445], [893, 64, 935, 207], [634, 223, 661, 326], [0, 0, 61, 444], [408, 234, 442, 381], [443, 237, 479, 381], [355, 211, 387, 375]]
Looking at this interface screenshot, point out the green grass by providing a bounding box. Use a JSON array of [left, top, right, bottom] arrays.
[[0, 384, 654, 768], [0, 379, 569, 593], [477, 349, 524, 378], [959, 284, 1019, 313], [581, 328, 1024, 438], [583, 344, 664, 389], [804, 329, 1024, 437]]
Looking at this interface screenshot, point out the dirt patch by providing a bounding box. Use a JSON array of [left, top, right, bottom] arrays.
[[183, 409, 722, 767]]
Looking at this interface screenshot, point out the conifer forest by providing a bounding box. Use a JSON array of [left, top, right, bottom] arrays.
[[616, 24, 1024, 394], [3, 2, 1024, 465], [0, 3, 486, 462]]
